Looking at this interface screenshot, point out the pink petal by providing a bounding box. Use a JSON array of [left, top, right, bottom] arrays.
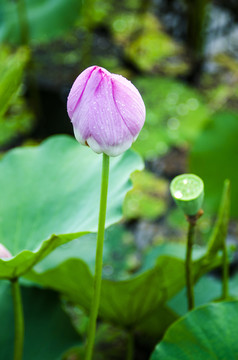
[[67, 66, 97, 119], [0, 243, 12, 259], [111, 74, 146, 137], [73, 71, 133, 154], [67, 66, 146, 156]]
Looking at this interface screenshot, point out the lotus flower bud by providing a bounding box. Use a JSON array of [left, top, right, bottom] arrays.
[[67, 66, 146, 156], [0, 243, 12, 259]]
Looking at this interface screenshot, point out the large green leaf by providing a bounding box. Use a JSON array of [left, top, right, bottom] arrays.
[[0, 0, 82, 45], [190, 111, 238, 216], [0, 135, 143, 279], [25, 181, 229, 328], [0, 281, 80, 360], [25, 235, 220, 328], [150, 301, 238, 360], [133, 76, 210, 159]]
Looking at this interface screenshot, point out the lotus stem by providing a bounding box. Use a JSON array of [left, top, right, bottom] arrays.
[[186, 218, 196, 310], [11, 278, 24, 360], [127, 331, 134, 360], [85, 153, 110, 360]]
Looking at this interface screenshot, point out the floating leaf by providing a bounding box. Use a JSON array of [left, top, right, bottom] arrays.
[[0, 135, 143, 279], [150, 301, 238, 360], [0, 282, 80, 360]]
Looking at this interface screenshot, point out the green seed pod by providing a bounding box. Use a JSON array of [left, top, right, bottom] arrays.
[[170, 174, 204, 216]]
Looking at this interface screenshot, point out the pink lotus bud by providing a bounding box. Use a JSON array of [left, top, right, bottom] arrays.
[[67, 66, 146, 156], [0, 243, 12, 259]]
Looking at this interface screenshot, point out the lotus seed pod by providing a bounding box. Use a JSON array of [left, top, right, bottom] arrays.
[[170, 174, 204, 216]]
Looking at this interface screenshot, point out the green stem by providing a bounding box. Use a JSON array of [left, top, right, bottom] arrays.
[[85, 153, 110, 360], [11, 278, 24, 360], [186, 221, 195, 310], [126, 331, 134, 360], [222, 239, 229, 299]]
